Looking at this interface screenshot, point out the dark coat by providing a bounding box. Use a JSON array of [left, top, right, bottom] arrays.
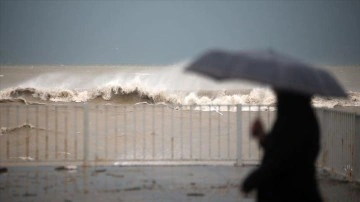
[[242, 91, 322, 202]]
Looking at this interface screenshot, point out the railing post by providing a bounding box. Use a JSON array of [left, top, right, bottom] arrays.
[[83, 103, 90, 166], [236, 104, 242, 166], [316, 108, 325, 168]]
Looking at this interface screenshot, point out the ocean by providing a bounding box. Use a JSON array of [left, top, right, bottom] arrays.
[[1, 64, 360, 109]]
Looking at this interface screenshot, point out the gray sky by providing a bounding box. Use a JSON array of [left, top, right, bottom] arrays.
[[0, 0, 359, 65]]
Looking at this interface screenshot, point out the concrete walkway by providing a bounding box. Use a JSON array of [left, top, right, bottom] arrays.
[[0, 165, 359, 202]]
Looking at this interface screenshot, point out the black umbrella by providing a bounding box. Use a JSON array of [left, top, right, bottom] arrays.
[[185, 49, 347, 97]]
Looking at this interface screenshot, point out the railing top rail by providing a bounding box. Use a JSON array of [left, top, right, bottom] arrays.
[[0, 103, 274, 107], [1, 102, 359, 116]]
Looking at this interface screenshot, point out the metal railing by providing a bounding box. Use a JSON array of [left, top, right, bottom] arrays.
[[85, 104, 239, 164], [0, 104, 85, 164], [0, 104, 242, 165], [316, 109, 360, 182], [356, 116, 360, 183], [0, 103, 358, 183], [236, 105, 276, 165]]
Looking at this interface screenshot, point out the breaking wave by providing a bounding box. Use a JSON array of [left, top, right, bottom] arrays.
[[1, 86, 359, 108], [0, 63, 359, 108], [0, 86, 273, 105]]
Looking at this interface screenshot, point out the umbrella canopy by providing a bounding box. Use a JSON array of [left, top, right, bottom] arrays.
[[185, 49, 347, 97]]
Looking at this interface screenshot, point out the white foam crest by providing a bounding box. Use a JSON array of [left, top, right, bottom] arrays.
[[0, 85, 274, 105], [312, 91, 360, 108], [0, 87, 13, 99], [180, 88, 276, 105]]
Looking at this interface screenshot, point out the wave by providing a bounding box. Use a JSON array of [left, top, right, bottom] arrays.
[[0, 86, 269, 105], [1, 64, 359, 108], [1, 85, 359, 108]]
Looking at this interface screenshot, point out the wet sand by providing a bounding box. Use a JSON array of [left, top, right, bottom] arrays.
[[0, 165, 359, 202]]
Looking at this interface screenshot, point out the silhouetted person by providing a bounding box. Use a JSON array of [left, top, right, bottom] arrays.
[[241, 90, 322, 202]]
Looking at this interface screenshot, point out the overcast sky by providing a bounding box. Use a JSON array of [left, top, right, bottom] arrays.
[[0, 0, 359, 65]]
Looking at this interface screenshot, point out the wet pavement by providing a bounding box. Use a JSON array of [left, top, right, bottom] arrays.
[[0, 165, 359, 202]]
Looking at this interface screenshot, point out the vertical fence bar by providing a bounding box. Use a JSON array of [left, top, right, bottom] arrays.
[[45, 106, 49, 160], [218, 105, 221, 158], [0, 106, 2, 161], [0, 105, 2, 162], [227, 105, 230, 158], [133, 105, 137, 159], [83, 103, 90, 166], [335, 111, 339, 173], [171, 105, 174, 160], [248, 106, 252, 160], [64, 106, 68, 160], [143, 104, 146, 159], [35, 105, 39, 160], [348, 113, 352, 179], [329, 111, 333, 170], [236, 104, 242, 166], [105, 105, 108, 160], [327, 110, 331, 170], [55, 106, 58, 159], [345, 113, 349, 178], [152, 104, 155, 159], [339, 112, 342, 174], [209, 105, 211, 158], [343, 112, 346, 174], [0, 106, 3, 159], [340, 112, 343, 174], [95, 105, 99, 160], [115, 106, 118, 159], [16, 105, 19, 157], [161, 105, 165, 159], [350, 113, 356, 182], [124, 105, 127, 159], [337, 112, 341, 173], [258, 105, 261, 160], [318, 108, 325, 167], [25, 106, 29, 159], [346, 112, 351, 179], [74, 106, 78, 160], [190, 105, 193, 159], [6, 106, 10, 159], [199, 105, 202, 159], [180, 105, 183, 159], [329, 111, 333, 171]]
